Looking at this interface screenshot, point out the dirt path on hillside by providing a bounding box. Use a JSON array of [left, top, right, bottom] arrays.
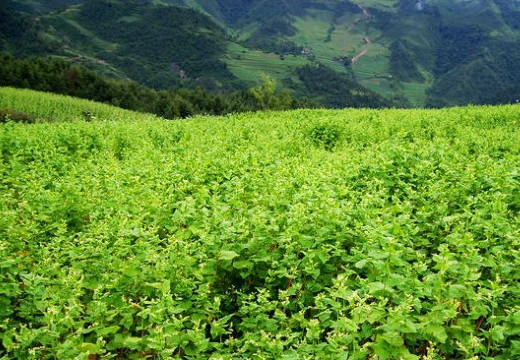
[[351, 48, 368, 63], [357, 3, 370, 17], [349, 3, 371, 64]]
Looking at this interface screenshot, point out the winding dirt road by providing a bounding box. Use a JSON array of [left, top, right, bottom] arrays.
[[351, 48, 368, 63], [357, 3, 370, 17], [350, 3, 371, 64]]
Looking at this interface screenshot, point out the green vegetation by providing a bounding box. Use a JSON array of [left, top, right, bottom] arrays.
[[402, 82, 430, 109], [5, 0, 520, 107], [47, 0, 235, 90], [226, 43, 310, 86], [185, 0, 520, 107], [2, 0, 238, 90], [294, 64, 391, 108], [0, 56, 318, 119], [425, 32, 520, 107], [1, 88, 520, 359], [0, 87, 158, 122], [5, 0, 84, 13], [1, 0, 393, 108], [389, 41, 424, 83]]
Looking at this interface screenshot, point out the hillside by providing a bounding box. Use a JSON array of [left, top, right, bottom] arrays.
[[1, 0, 388, 108], [0, 87, 162, 123], [2, 87, 520, 359], [178, 0, 520, 107], [0, 55, 327, 119], [3, 0, 520, 106], [47, 0, 234, 90]]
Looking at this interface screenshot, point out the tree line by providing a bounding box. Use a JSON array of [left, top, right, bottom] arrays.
[[0, 54, 315, 119]]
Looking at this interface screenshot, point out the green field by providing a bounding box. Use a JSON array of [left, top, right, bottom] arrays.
[[360, 0, 400, 12], [225, 43, 311, 86], [0, 87, 158, 122], [402, 82, 430, 108], [288, 9, 413, 104], [290, 10, 363, 74], [1, 88, 520, 359]]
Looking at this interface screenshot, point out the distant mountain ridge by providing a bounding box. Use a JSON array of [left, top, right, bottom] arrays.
[[3, 0, 520, 107]]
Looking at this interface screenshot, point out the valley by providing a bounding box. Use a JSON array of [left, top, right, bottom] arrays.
[[3, 0, 520, 106]]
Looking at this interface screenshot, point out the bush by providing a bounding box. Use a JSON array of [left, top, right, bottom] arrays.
[[81, 109, 96, 122], [308, 123, 342, 150], [0, 108, 38, 123]]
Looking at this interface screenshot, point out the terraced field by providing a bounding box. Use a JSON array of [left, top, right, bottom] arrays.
[[225, 43, 311, 85]]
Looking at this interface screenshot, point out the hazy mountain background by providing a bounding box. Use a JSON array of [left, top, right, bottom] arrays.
[[2, 0, 520, 107]]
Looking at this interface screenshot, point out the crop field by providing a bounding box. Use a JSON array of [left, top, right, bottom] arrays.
[[226, 44, 311, 86], [290, 11, 362, 74], [0, 88, 155, 123], [1, 88, 520, 359], [289, 10, 404, 103], [402, 83, 430, 109]]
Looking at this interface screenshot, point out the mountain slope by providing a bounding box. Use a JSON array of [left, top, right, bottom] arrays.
[[5, 0, 84, 13], [4, 0, 520, 107], [3, 0, 239, 89], [0, 0, 389, 108], [180, 0, 520, 107], [46, 0, 236, 89]]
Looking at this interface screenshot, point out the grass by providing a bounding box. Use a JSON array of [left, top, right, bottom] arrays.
[[360, 0, 400, 12], [0, 87, 158, 122], [290, 10, 359, 74]]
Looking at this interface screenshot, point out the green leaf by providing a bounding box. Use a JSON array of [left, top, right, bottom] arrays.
[[490, 326, 505, 343], [424, 324, 448, 343], [379, 332, 404, 347], [448, 284, 466, 297], [354, 259, 368, 269], [232, 260, 252, 270], [368, 282, 387, 294], [332, 318, 358, 332], [123, 337, 142, 349], [218, 250, 239, 261], [368, 250, 389, 260], [79, 342, 99, 354], [96, 325, 120, 337], [396, 348, 420, 360], [511, 340, 520, 355], [2, 332, 13, 349], [210, 321, 226, 339], [161, 279, 171, 293]]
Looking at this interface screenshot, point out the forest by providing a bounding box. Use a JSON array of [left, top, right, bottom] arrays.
[[0, 54, 318, 119]]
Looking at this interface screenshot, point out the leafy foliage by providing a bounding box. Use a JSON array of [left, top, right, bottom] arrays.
[[307, 123, 342, 151], [1, 89, 520, 358], [0, 108, 38, 123], [0, 87, 160, 122]]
